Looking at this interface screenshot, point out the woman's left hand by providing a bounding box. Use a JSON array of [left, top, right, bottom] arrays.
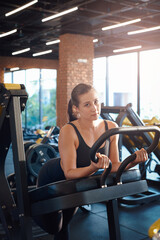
[[134, 148, 148, 163], [91, 152, 110, 170]]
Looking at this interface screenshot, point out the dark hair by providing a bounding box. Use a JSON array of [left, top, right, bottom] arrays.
[[68, 83, 94, 122], [67, 99, 77, 122]]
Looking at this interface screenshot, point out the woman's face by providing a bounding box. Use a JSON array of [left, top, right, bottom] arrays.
[[76, 89, 100, 121]]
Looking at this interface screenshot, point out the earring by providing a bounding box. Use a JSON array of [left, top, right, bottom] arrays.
[[77, 113, 80, 118]]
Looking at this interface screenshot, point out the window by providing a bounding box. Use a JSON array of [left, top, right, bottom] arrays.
[[4, 68, 57, 130], [93, 57, 107, 104], [4, 72, 12, 83], [93, 53, 138, 113], [140, 48, 160, 120], [108, 53, 138, 111], [25, 69, 40, 129], [41, 69, 57, 128]]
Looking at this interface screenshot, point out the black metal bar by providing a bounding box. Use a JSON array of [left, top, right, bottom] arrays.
[[106, 199, 121, 240], [9, 96, 33, 240], [90, 126, 160, 163], [101, 103, 132, 114], [0, 90, 20, 239]]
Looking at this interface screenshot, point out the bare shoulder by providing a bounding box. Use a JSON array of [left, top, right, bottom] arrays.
[[59, 123, 76, 137], [104, 119, 118, 129], [104, 120, 119, 142], [59, 122, 79, 154]]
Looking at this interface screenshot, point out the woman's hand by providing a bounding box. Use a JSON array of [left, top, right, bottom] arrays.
[[91, 152, 110, 170], [134, 148, 148, 164]]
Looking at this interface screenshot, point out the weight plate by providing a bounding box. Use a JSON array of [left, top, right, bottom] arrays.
[[26, 143, 57, 177], [24, 141, 35, 152]]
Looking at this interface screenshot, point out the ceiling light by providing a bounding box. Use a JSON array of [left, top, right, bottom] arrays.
[[42, 6, 78, 22], [113, 45, 142, 53], [93, 39, 98, 43], [12, 48, 30, 55], [0, 29, 17, 38], [33, 50, 52, 57], [5, 0, 38, 17], [10, 67, 20, 71], [46, 39, 60, 45], [128, 25, 160, 35], [102, 18, 141, 31]]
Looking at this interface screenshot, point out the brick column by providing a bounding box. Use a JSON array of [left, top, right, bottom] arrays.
[[57, 33, 94, 127], [0, 68, 4, 83]]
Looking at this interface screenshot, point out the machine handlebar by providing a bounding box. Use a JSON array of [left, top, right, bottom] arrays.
[[90, 126, 160, 186]]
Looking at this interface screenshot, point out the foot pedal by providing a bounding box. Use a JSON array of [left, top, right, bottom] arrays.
[[118, 190, 160, 205]]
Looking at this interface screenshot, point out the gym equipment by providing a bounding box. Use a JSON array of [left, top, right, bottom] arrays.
[[8, 126, 59, 187], [101, 103, 160, 179], [23, 128, 39, 141], [7, 142, 57, 187], [100, 103, 160, 161], [100, 103, 160, 205], [26, 143, 57, 178], [100, 103, 160, 204], [24, 141, 35, 152], [25, 126, 59, 183], [35, 126, 55, 144], [0, 83, 160, 240], [148, 218, 160, 239]]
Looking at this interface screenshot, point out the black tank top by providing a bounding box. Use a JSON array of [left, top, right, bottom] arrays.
[[68, 121, 110, 168]]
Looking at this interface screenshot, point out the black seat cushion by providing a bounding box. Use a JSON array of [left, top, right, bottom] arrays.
[[29, 169, 141, 203]]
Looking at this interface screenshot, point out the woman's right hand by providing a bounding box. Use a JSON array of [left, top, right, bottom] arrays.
[[91, 152, 110, 170]]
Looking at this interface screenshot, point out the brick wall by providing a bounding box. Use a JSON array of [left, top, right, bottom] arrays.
[[0, 56, 58, 70], [57, 33, 94, 127], [0, 33, 94, 128], [0, 68, 4, 83]]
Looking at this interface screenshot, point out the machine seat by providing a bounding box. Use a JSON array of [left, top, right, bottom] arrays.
[[29, 169, 141, 203]]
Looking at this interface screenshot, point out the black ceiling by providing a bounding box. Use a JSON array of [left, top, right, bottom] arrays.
[[0, 0, 160, 60]]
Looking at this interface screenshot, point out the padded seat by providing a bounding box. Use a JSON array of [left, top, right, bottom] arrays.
[[29, 169, 141, 203]]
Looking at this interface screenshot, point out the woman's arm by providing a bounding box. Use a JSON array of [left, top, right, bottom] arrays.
[[125, 148, 148, 169]]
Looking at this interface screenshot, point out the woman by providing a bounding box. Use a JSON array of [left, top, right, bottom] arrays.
[[59, 83, 148, 176], [37, 83, 148, 239]]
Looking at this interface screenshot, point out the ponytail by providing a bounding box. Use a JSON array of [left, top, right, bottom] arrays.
[[67, 99, 77, 122]]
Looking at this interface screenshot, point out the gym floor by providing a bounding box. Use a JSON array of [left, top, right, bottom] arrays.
[[1, 148, 160, 240]]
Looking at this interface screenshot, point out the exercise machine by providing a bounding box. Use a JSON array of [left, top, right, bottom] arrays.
[[101, 103, 160, 180], [0, 83, 160, 240], [7, 121, 59, 187], [100, 103, 160, 162], [148, 218, 160, 239], [100, 103, 160, 205]]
